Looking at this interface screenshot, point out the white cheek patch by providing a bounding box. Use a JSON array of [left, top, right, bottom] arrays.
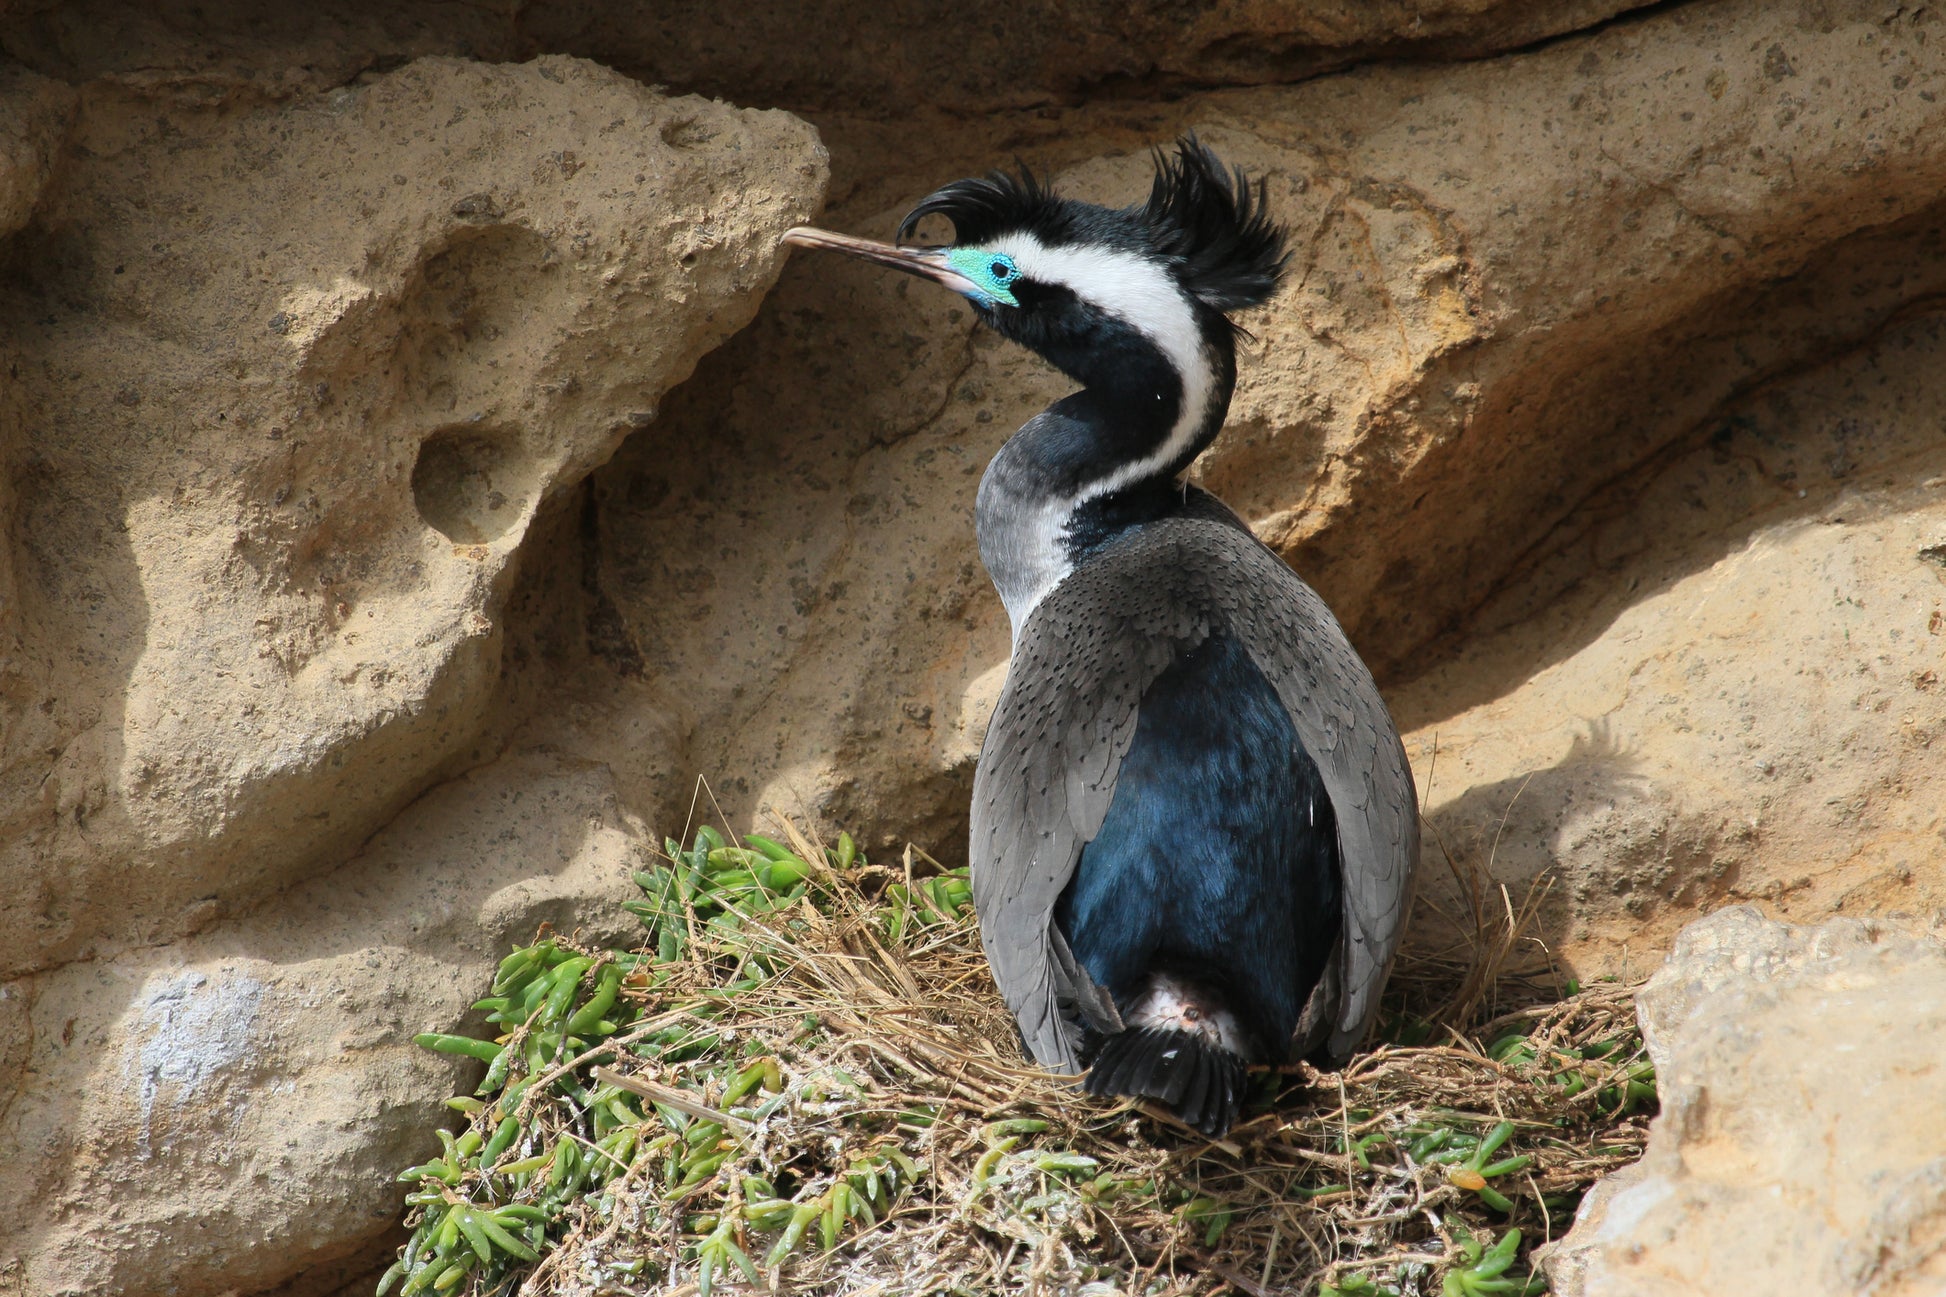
[[988, 231, 1216, 501]]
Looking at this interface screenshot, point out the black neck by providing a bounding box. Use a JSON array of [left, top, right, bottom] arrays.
[[1063, 472, 1188, 559], [988, 281, 1239, 499], [973, 292, 1243, 630]]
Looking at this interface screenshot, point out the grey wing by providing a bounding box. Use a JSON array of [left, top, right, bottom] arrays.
[[1222, 537, 1420, 1061], [968, 515, 1417, 1072], [968, 542, 1212, 1073]]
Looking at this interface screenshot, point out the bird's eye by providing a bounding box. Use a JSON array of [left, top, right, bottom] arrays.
[[989, 259, 1014, 282]]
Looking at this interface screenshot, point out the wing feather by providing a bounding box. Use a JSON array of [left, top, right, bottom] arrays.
[[970, 507, 1418, 1072]]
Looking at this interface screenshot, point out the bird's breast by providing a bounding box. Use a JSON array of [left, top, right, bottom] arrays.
[[976, 483, 1077, 640]]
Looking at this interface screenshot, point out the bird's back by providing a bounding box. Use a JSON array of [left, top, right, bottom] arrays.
[[970, 504, 1417, 1129], [1053, 623, 1343, 1051]]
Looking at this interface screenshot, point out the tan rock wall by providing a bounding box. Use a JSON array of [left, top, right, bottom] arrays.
[[0, 49, 824, 1295], [1397, 303, 1946, 968], [13, 751, 653, 1296], [3, 0, 1656, 113], [0, 55, 822, 979], [1, 0, 1943, 1292], [1548, 908, 1946, 1295]]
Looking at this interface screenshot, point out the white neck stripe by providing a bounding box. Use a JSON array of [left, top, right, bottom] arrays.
[[988, 233, 1215, 501]]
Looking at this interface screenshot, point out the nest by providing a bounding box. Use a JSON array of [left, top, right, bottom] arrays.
[[389, 803, 1645, 1297]]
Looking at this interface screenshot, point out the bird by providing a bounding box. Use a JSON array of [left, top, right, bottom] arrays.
[[780, 137, 1418, 1136]]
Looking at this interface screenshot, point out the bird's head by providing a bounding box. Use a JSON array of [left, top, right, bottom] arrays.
[[781, 137, 1288, 427]]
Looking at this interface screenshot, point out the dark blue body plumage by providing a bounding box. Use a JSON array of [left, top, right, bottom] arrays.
[[1054, 629, 1342, 1060]]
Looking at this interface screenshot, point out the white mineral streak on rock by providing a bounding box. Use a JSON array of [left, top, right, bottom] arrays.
[[126, 968, 266, 1161]]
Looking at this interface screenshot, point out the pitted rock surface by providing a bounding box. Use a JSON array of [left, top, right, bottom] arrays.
[[2, 0, 1946, 1292], [0, 55, 821, 976], [0, 51, 823, 1296], [1547, 907, 1946, 1296]]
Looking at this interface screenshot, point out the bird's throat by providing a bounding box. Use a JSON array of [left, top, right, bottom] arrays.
[[974, 366, 1231, 639]]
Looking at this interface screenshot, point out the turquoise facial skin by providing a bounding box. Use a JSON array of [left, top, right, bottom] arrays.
[[944, 247, 1021, 307]]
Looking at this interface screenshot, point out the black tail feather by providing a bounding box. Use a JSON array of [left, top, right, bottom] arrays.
[[1083, 1028, 1247, 1137], [1178, 1047, 1213, 1127]]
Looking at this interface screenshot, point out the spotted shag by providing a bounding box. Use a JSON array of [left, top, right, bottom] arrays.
[[781, 138, 1418, 1136]]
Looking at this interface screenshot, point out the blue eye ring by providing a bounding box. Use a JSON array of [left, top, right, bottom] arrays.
[[944, 246, 1021, 306]]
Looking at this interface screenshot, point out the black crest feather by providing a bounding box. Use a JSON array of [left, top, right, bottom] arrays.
[[1142, 135, 1288, 311], [897, 161, 1066, 248], [897, 135, 1288, 317]]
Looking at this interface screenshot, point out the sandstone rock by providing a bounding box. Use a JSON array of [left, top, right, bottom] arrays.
[[1395, 300, 1946, 969], [0, 49, 824, 1297], [3, 749, 653, 1297], [1547, 907, 1946, 1296], [1209, 0, 1946, 678], [2, 1, 521, 97], [0, 54, 824, 978], [0, 64, 73, 238], [1425, 339, 1946, 1262], [3, 1, 1654, 116], [527, 0, 1656, 116], [572, 0, 1946, 897], [1262, 0, 1946, 961]]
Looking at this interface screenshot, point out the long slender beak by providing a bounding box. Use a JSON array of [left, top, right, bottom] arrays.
[[780, 226, 979, 296]]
